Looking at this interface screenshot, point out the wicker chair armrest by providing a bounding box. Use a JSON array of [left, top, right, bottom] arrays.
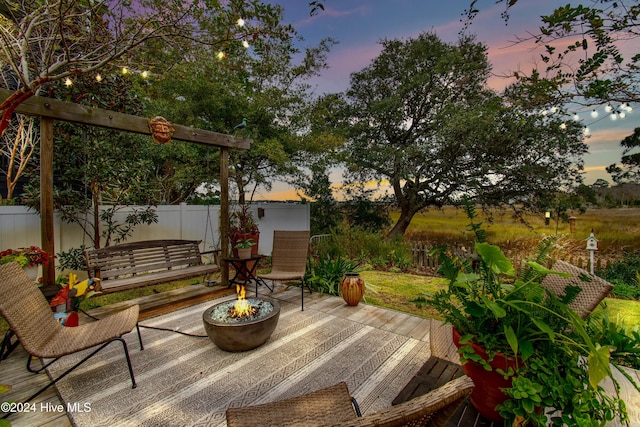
[[335, 375, 474, 427]]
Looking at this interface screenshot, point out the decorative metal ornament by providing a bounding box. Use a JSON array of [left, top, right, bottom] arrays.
[[148, 116, 175, 144]]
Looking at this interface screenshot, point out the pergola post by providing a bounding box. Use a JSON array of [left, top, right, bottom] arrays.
[[39, 117, 57, 297], [220, 147, 230, 286]]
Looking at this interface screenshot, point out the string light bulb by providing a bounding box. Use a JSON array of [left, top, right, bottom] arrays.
[[619, 111, 626, 119], [121, 66, 129, 75], [583, 127, 590, 135], [236, 18, 245, 27], [611, 113, 618, 121], [242, 40, 250, 48], [141, 71, 149, 78], [64, 78, 73, 87], [573, 113, 580, 121], [605, 104, 613, 113], [591, 109, 598, 118], [95, 74, 103, 82], [560, 123, 567, 130], [216, 51, 226, 60]]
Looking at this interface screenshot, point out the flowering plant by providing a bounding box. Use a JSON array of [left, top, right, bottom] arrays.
[[0, 246, 50, 267], [50, 272, 101, 312], [230, 204, 259, 237]]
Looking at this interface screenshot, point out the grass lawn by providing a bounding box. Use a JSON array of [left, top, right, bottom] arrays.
[[359, 270, 640, 331]]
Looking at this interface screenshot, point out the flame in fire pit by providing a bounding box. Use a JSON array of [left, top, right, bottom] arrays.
[[230, 285, 257, 319]]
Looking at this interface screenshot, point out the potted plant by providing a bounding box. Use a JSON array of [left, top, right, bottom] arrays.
[[229, 204, 259, 257], [0, 246, 50, 281], [425, 202, 635, 426], [235, 238, 255, 260]]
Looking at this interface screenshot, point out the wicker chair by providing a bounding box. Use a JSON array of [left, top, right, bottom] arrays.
[[258, 230, 311, 310], [0, 262, 143, 413], [541, 259, 613, 317], [226, 375, 474, 427]]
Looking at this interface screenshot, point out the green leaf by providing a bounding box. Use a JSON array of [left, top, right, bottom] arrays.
[[531, 318, 555, 340], [588, 345, 612, 388], [482, 295, 507, 318], [505, 325, 518, 355], [476, 242, 514, 275], [455, 272, 479, 284]]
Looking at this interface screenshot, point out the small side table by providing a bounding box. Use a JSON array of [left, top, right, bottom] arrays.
[[223, 255, 272, 297]]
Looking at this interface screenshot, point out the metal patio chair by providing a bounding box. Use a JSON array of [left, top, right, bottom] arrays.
[[0, 262, 143, 418], [226, 375, 474, 427], [257, 230, 311, 310]]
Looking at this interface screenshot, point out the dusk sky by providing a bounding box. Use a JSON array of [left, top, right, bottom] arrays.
[[255, 0, 639, 200]]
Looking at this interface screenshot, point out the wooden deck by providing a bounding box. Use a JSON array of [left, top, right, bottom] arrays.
[[2, 282, 639, 426]]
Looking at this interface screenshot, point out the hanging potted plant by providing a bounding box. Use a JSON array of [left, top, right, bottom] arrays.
[[424, 201, 635, 426]]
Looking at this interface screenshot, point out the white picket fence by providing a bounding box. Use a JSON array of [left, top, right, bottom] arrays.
[[0, 203, 310, 265]]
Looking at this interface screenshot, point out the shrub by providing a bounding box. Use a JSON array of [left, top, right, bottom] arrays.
[[599, 252, 640, 299], [306, 255, 358, 296], [314, 225, 414, 271]]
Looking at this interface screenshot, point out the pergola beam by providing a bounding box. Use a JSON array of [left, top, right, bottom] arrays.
[[0, 89, 250, 149]]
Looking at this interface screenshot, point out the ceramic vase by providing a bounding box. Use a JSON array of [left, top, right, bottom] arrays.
[[340, 273, 365, 306]]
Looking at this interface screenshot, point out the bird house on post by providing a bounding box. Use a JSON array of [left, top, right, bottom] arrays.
[[586, 231, 598, 251], [586, 230, 599, 274]]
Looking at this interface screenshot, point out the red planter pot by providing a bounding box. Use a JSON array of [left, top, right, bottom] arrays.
[[452, 328, 519, 423]]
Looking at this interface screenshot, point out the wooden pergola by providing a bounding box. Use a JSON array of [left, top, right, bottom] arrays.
[[0, 88, 250, 296]]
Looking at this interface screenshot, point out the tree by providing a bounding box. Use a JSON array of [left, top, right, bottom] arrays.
[[138, 5, 335, 203], [465, 1, 640, 108], [0, 0, 302, 137], [337, 33, 587, 238], [607, 127, 640, 184], [21, 72, 159, 249], [592, 178, 610, 188], [0, 113, 36, 201]]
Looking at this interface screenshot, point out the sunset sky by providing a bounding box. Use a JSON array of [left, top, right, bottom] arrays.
[[254, 0, 639, 201]]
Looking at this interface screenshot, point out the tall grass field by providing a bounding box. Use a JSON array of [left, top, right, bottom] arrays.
[[397, 207, 640, 257]]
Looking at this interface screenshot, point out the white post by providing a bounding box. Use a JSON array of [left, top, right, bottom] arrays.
[[585, 230, 598, 275]]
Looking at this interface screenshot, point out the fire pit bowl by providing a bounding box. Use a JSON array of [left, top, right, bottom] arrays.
[[202, 297, 281, 352]]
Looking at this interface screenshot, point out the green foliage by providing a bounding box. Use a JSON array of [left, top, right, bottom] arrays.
[[0, 254, 28, 268], [599, 252, 640, 298], [55, 245, 88, 271], [586, 312, 640, 370], [305, 255, 358, 296], [314, 225, 413, 271], [22, 73, 159, 249], [426, 204, 628, 426], [343, 193, 391, 233], [474, 1, 639, 109], [337, 31, 586, 238], [234, 238, 255, 249]]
